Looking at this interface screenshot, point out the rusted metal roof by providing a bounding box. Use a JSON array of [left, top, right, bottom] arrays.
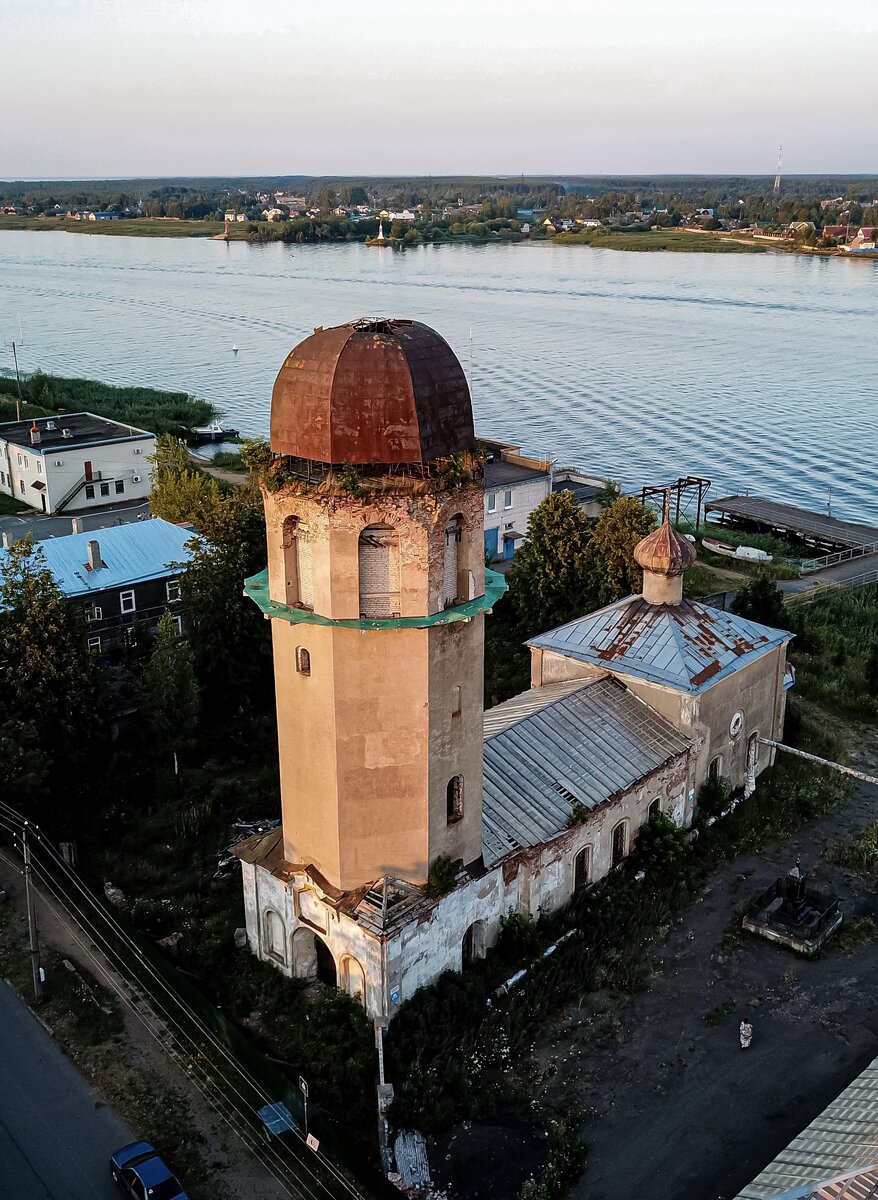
[[270, 318, 475, 464], [529, 596, 793, 695], [481, 677, 690, 866], [635, 517, 697, 576], [735, 1056, 878, 1198]]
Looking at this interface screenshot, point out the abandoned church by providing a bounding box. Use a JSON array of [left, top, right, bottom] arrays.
[[234, 318, 796, 1020]]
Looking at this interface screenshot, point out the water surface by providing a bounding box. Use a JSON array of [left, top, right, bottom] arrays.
[[1, 232, 874, 521]]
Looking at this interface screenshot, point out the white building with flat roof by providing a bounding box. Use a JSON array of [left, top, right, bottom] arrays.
[[0, 412, 155, 514]]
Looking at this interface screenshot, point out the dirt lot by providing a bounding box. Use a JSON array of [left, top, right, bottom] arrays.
[[525, 731, 878, 1200]]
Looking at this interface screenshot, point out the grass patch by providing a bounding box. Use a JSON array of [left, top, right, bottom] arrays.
[[557, 229, 764, 253], [0, 492, 31, 515], [790, 587, 878, 720], [207, 450, 245, 472], [833, 917, 878, 954], [683, 564, 733, 597], [0, 371, 215, 438], [825, 819, 878, 879], [0, 216, 223, 238]]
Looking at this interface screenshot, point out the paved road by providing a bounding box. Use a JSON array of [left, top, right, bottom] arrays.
[[0, 501, 150, 545], [0, 979, 133, 1200]]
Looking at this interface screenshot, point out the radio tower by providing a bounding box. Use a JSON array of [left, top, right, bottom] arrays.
[[773, 145, 783, 197]]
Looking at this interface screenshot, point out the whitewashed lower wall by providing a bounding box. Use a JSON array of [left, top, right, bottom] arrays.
[[241, 752, 690, 1020]]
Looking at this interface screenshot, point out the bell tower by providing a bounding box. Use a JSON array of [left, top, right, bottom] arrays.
[[245, 319, 503, 893]]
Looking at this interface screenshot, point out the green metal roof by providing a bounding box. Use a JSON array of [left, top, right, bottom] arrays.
[[244, 567, 507, 630]]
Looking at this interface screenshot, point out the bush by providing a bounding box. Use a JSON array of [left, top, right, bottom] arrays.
[[520, 1109, 586, 1200]]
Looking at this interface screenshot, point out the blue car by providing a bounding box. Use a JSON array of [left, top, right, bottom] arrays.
[[110, 1141, 188, 1200]]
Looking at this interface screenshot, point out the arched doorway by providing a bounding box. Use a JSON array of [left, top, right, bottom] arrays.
[[291, 927, 337, 987], [462, 920, 487, 966], [315, 937, 337, 987]]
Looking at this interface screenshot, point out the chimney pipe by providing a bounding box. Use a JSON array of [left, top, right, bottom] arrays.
[[86, 540, 102, 571], [29, 422, 41, 446], [71, 517, 83, 534]]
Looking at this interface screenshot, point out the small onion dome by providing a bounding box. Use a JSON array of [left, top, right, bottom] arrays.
[[270, 318, 475, 465], [634, 518, 697, 577]]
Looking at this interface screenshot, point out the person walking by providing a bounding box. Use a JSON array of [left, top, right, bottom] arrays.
[[740, 1019, 753, 1050]]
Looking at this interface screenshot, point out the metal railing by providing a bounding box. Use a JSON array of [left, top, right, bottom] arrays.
[[785, 568, 878, 607], [800, 540, 878, 573]]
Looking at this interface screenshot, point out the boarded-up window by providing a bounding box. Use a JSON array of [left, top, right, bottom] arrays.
[[282, 516, 313, 610], [358, 524, 400, 619], [443, 516, 463, 607]]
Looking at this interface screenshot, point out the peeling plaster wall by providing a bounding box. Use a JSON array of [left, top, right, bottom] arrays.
[[243, 749, 690, 1020], [263, 481, 486, 890]]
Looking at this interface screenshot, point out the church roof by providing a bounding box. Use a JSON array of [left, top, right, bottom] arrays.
[[529, 596, 793, 695], [481, 677, 690, 866]]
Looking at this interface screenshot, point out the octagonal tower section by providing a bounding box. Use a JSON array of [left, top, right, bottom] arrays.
[[245, 318, 504, 892]]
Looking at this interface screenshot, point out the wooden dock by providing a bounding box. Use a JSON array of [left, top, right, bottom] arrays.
[[705, 495, 878, 552]]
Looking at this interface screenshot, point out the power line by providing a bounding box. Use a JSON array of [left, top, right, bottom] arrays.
[[0, 846, 302, 1199], [0, 804, 367, 1200]]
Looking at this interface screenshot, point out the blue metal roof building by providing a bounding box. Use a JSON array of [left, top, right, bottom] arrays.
[[529, 596, 793, 694], [0, 518, 196, 597]]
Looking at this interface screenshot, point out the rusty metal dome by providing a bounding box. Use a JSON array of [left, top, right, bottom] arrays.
[[270, 319, 475, 464], [634, 518, 698, 577]]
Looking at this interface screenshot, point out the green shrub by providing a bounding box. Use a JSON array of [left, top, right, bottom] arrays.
[[520, 1109, 586, 1200]]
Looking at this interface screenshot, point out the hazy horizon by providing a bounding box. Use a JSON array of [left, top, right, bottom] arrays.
[[4, 0, 876, 177]]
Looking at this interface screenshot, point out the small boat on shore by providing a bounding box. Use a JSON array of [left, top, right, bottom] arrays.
[[189, 419, 240, 444], [702, 536, 773, 563]]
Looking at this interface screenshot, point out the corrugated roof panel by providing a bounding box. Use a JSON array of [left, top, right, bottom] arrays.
[[735, 1059, 878, 1199], [530, 596, 793, 695], [481, 677, 690, 866], [0, 518, 196, 597]]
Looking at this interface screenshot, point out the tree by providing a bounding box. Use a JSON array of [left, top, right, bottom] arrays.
[[183, 480, 274, 721], [0, 538, 104, 814], [586, 496, 655, 603], [731, 575, 787, 627], [140, 611, 199, 770], [506, 490, 594, 632], [149, 434, 222, 528]]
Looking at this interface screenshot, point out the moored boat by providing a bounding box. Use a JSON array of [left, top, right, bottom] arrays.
[[702, 536, 773, 563]]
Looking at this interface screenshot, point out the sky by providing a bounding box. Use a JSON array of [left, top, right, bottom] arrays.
[[3, 0, 876, 178]]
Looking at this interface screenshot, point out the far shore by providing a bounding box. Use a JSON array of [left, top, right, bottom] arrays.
[[2, 215, 864, 257]]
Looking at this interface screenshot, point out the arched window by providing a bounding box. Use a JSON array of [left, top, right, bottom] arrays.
[[282, 516, 313, 610], [358, 524, 400, 619], [708, 755, 722, 780], [341, 956, 366, 1005], [442, 515, 464, 608], [447, 775, 464, 824], [573, 845, 591, 892], [611, 821, 628, 867], [296, 646, 311, 676], [264, 910, 286, 963]]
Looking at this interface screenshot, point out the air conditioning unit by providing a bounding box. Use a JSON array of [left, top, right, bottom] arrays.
[[132, 474, 142, 483]]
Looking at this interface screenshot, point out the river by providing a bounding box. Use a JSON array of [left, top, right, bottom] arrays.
[[1, 231, 875, 521]]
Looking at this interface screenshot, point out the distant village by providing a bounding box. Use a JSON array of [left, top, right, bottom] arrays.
[[2, 176, 878, 252]]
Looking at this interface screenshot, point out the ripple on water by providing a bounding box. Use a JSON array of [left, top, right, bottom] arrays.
[[1, 233, 875, 521]]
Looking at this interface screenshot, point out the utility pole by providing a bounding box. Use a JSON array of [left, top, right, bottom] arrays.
[[11, 341, 23, 421], [21, 823, 43, 1003]]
